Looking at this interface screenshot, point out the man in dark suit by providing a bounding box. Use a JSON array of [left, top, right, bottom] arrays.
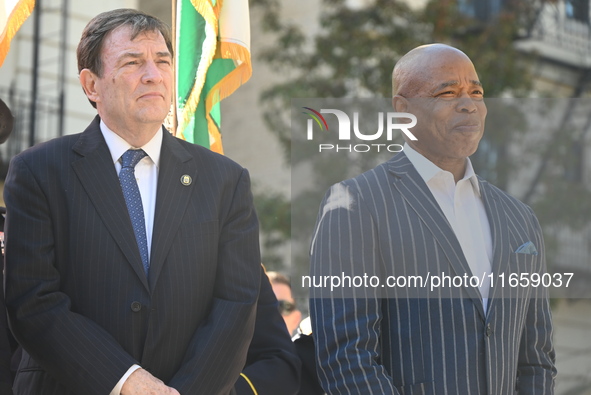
[[4, 9, 262, 394], [310, 44, 556, 394], [0, 99, 15, 395]]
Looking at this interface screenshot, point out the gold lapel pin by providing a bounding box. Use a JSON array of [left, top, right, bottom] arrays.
[[180, 174, 192, 186]]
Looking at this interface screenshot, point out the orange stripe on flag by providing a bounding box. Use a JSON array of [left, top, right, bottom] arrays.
[[0, 0, 35, 67]]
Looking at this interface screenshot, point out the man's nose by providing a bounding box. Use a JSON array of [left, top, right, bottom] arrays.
[[141, 60, 163, 84], [456, 94, 478, 113]]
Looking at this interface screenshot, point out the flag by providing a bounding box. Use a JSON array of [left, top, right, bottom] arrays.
[[174, 0, 251, 154], [0, 0, 35, 67]]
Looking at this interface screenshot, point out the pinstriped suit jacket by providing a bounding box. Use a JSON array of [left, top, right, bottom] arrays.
[[4, 116, 262, 394], [309, 152, 556, 395]]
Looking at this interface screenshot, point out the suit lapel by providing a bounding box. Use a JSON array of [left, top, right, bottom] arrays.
[[71, 116, 150, 291], [148, 130, 196, 289], [388, 153, 486, 320], [478, 179, 511, 308]]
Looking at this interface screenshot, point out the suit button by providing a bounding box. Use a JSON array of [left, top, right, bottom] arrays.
[[131, 301, 142, 312], [485, 324, 493, 337]]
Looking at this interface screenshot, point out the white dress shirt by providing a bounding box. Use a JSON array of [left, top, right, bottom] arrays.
[[404, 143, 493, 313], [100, 120, 162, 395]]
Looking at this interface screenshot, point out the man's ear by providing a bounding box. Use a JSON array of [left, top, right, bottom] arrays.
[[79, 69, 100, 104], [392, 95, 408, 112]]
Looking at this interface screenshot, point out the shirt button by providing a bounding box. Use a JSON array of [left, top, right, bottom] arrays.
[[131, 301, 142, 312]]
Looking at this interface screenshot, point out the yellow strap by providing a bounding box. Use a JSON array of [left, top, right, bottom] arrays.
[[239, 373, 258, 395]]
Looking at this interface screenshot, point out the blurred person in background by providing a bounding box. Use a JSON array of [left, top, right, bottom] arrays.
[[266, 271, 302, 336]]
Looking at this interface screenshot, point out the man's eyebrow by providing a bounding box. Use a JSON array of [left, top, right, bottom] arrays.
[[119, 52, 142, 59], [116, 52, 142, 64], [436, 81, 459, 90], [117, 51, 172, 61], [436, 80, 483, 90]]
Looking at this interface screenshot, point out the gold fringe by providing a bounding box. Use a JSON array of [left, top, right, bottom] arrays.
[[218, 39, 251, 63], [0, 0, 36, 67]]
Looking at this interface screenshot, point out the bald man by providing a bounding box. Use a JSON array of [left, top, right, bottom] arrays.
[[309, 44, 556, 394]]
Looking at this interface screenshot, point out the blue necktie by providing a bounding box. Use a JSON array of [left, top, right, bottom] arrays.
[[119, 149, 149, 275]]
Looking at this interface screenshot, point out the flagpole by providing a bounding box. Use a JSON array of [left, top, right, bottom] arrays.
[[171, 0, 178, 136]]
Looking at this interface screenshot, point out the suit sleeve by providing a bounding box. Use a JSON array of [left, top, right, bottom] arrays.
[[234, 267, 301, 395], [516, 208, 556, 394], [168, 168, 261, 394], [4, 155, 138, 394], [0, 266, 15, 394], [309, 182, 399, 395]]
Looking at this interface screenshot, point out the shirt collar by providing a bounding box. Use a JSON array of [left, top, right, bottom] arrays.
[[100, 119, 162, 168], [403, 143, 481, 196]]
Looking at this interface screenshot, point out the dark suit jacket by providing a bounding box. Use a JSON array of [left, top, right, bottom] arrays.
[[309, 152, 556, 394], [0, 288, 13, 395], [291, 332, 324, 395], [4, 116, 262, 394], [0, 208, 15, 395], [234, 268, 301, 395]]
